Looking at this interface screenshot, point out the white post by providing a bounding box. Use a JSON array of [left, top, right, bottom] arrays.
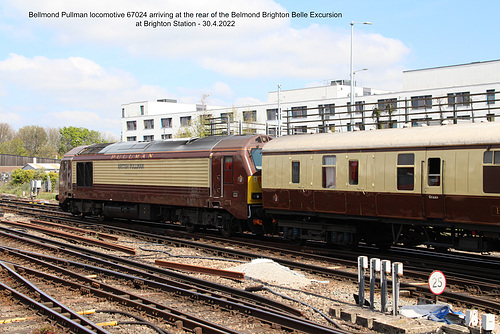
[[369, 258, 380, 310], [381, 260, 391, 313], [392, 262, 403, 316], [358, 256, 368, 307]]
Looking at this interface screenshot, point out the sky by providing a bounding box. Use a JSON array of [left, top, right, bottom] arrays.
[[0, 0, 498, 139]]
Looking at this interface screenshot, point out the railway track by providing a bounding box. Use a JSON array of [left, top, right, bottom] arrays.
[[0, 224, 350, 333], [1, 197, 499, 332]]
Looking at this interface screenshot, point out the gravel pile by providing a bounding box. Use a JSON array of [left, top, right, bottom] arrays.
[[227, 258, 320, 288]]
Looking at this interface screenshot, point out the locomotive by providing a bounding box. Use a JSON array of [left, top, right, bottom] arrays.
[[58, 135, 271, 237], [58, 122, 500, 252]]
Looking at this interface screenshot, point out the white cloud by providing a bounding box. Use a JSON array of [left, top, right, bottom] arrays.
[[5, 0, 409, 84], [47, 110, 121, 129], [0, 53, 172, 135]]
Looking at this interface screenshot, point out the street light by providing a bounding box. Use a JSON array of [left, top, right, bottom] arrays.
[[350, 21, 372, 130]]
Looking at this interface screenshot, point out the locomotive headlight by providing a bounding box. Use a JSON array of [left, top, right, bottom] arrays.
[[251, 193, 262, 200]]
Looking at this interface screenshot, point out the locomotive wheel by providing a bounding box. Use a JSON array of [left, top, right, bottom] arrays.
[[220, 221, 234, 238], [185, 223, 197, 233]]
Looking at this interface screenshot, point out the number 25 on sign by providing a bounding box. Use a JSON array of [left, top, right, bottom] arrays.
[[428, 270, 446, 295]]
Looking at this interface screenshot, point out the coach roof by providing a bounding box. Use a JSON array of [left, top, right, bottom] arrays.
[[262, 122, 500, 153]]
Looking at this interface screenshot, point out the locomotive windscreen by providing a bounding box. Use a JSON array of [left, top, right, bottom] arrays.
[[250, 148, 262, 170]]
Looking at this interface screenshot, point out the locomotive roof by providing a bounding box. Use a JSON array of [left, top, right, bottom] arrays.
[[262, 122, 500, 153], [72, 135, 263, 156]]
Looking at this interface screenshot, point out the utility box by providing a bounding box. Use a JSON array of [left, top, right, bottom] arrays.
[[465, 310, 478, 326], [482, 314, 495, 331]]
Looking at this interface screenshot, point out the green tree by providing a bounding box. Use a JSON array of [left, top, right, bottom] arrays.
[[11, 169, 36, 185], [58, 126, 106, 156], [17, 125, 48, 157], [0, 123, 15, 144], [0, 137, 28, 155]]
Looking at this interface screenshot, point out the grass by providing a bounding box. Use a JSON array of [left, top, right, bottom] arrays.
[[0, 182, 58, 201]]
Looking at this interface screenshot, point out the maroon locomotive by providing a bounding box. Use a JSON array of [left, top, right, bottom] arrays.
[[58, 135, 270, 236]]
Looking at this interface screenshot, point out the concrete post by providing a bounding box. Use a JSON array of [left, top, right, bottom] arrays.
[[369, 258, 380, 310], [358, 256, 368, 307], [381, 260, 391, 313]]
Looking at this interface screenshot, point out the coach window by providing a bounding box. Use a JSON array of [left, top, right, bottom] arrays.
[[397, 153, 415, 190], [322, 155, 336, 189], [292, 161, 300, 184], [223, 156, 233, 184], [427, 158, 441, 186], [349, 160, 358, 185], [483, 151, 500, 193]]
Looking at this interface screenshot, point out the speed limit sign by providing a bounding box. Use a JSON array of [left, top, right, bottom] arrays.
[[428, 270, 446, 295]]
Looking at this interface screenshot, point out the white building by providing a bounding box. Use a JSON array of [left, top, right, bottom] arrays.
[[121, 99, 225, 142], [121, 60, 499, 141]]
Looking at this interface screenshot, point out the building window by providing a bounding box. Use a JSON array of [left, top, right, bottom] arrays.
[[144, 119, 154, 129], [397, 153, 415, 191], [161, 134, 172, 140], [411, 95, 432, 109], [221, 113, 233, 123], [140, 105, 145, 115], [243, 110, 257, 122], [355, 101, 364, 112], [122, 108, 125, 117], [349, 160, 358, 185], [143, 135, 154, 141], [161, 118, 172, 128], [322, 155, 336, 189], [428, 158, 441, 186], [268, 127, 277, 136], [291, 106, 307, 119], [223, 156, 233, 184], [267, 108, 278, 121], [319, 104, 335, 119], [180, 116, 191, 127], [448, 92, 470, 107], [293, 126, 307, 134], [126, 121, 137, 131], [377, 98, 397, 111], [487, 89, 496, 105], [291, 161, 300, 184], [127, 136, 136, 142]]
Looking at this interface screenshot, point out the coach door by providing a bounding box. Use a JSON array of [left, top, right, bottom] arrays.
[[422, 156, 445, 219], [289, 155, 314, 211]]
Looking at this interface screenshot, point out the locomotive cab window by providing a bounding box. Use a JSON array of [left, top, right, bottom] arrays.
[[250, 148, 262, 171], [223, 156, 233, 184], [397, 153, 415, 190], [292, 161, 300, 184], [483, 151, 500, 193], [322, 155, 336, 189], [427, 158, 441, 186], [348, 160, 358, 185], [76, 162, 93, 187]]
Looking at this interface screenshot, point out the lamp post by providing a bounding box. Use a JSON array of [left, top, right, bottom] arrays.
[[277, 84, 281, 137], [350, 21, 372, 130]]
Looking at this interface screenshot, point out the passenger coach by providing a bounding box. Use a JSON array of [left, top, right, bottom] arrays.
[[58, 135, 270, 236], [261, 122, 500, 252]]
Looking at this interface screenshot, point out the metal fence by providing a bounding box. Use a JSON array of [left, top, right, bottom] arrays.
[[0, 154, 60, 166], [204, 91, 499, 136]]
